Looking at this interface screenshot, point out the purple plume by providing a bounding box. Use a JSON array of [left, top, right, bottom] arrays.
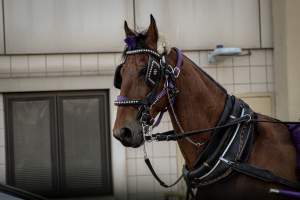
[[124, 36, 137, 50]]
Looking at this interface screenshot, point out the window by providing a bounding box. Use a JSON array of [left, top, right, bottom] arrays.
[[4, 91, 112, 198]]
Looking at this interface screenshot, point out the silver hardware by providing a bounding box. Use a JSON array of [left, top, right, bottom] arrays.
[[173, 66, 181, 78], [219, 157, 234, 165]]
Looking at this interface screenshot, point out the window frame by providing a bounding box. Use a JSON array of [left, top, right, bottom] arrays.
[[4, 90, 112, 198]]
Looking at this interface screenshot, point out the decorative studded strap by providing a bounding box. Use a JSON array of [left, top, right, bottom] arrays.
[[126, 49, 162, 58], [114, 95, 144, 106]]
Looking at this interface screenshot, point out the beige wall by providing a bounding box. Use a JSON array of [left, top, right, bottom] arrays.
[[273, 0, 300, 121]]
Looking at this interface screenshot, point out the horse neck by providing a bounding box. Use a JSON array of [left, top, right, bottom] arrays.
[[166, 49, 227, 168]]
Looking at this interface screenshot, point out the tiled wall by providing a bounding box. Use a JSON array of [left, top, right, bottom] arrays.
[[0, 49, 274, 96], [0, 53, 122, 78], [0, 49, 274, 199], [185, 49, 274, 94]]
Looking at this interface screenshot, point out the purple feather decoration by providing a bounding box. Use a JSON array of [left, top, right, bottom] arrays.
[[124, 36, 137, 50], [288, 124, 300, 179]]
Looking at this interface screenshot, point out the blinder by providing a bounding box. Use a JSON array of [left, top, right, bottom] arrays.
[[114, 55, 162, 90], [145, 56, 162, 87]]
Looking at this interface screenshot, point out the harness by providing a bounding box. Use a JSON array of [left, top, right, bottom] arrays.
[[114, 47, 300, 199]]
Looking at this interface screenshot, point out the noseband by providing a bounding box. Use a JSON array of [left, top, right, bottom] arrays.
[[114, 48, 183, 127]]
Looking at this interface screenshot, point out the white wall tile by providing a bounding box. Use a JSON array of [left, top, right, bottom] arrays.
[[99, 53, 115, 72], [11, 56, 28, 75], [203, 68, 217, 80], [126, 148, 136, 159], [185, 52, 200, 66], [136, 158, 151, 175], [267, 66, 274, 83], [217, 67, 233, 84], [0, 57, 11, 76], [200, 51, 209, 67], [81, 54, 98, 74], [224, 84, 234, 94], [217, 57, 233, 67], [250, 66, 267, 83], [46, 55, 63, 75], [127, 159, 136, 176], [267, 83, 274, 92], [115, 53, 123, 65], [250, 50, 266, 66], [63, 55, 81, 75], [153, 142, 170, 157], [169, 142, 177, 157], [234, 67, 250, 84], [170, 157, 177, 174], [251, 83, 267, 92], [128, 176, 137, 194], [234, 84, 250, 94], [29, 55, 46, 76], [233, 55, 250, 66], [136, 176, 154, 193], [266, 50, 273, 65], [153, 158, 170, 175]]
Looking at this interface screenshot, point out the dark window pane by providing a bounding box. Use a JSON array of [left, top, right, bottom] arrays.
[[60, 95, 111, 195], [11, 100, 53, 193]]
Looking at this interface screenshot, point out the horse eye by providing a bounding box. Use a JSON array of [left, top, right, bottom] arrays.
[[138, 67, 147, 77]]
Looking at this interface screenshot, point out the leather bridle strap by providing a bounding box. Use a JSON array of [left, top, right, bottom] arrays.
[[144, 158, 184, 187], [145, 116, 300, 142], [220, 158, 300, 190]]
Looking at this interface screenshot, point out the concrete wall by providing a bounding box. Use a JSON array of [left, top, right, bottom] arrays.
[[273, 0, 300, 121]]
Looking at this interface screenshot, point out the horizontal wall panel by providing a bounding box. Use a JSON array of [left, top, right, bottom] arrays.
[[135, 0, 260, 50], [260, 0, 273, 48], [4, 0, 134, 54], [0, 1, 4, 54]]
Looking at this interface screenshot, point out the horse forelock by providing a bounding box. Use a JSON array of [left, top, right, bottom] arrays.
[[122, 28, 169, 58]]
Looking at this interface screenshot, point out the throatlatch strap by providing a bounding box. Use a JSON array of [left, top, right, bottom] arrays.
[[144, 157, 183, 188], [221, 160, 300, 190]]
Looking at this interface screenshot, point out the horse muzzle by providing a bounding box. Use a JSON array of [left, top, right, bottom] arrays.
[[113, 121, 144, 148]]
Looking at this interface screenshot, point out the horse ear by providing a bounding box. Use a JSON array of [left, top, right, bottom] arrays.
[[145, 14, 158, 49], [124, 20, 135, 37]]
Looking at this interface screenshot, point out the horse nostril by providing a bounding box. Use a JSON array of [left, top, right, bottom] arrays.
[[120, 127, 132, 139]]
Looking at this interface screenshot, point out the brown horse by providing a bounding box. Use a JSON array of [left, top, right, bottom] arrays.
[[113, 16, 297, 200]]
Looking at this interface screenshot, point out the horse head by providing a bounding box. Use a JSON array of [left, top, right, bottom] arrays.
[[113, 15, 170, 148]]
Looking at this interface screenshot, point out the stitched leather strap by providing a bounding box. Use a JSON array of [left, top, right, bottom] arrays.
[[221, 159, 300, 190]]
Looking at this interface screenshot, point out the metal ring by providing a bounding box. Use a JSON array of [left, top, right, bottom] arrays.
[[244, 114, 252, 123]]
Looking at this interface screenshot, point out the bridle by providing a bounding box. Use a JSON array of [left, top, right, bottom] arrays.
[[114, 48, 181, 129], [114, 47, 204, 148]]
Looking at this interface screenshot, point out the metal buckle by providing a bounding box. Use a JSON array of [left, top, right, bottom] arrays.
[[244, 113, 252, 123], [173, 66, 180, 78], [219, 157, 234, 165]]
